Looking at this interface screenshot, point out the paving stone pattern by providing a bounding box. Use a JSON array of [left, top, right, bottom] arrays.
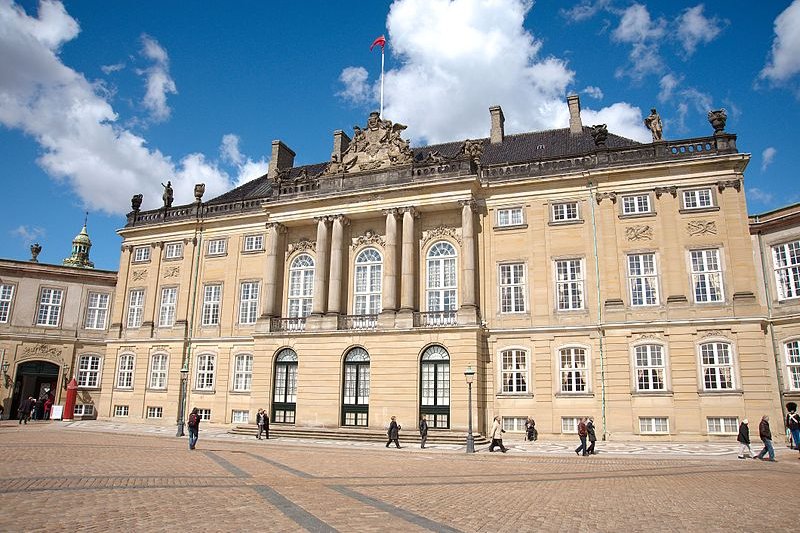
[[0, 421, 796, 532]]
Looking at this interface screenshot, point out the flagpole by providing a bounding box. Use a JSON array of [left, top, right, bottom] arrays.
[[380, 45, 385, 117]]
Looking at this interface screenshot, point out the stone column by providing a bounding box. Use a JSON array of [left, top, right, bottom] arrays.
[[263, 222, 286, 319], [459, 200, 477, 309], [311, 216, 331, 316], [382, 209, 399, 313], [327, 215, 349, 316], [399, 207, 418, 313]]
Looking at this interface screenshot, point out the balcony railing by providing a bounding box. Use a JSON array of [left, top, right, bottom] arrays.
[[338, 314, 378, 331], [413, 311, 458, 328], [270, 317, 306, 332]]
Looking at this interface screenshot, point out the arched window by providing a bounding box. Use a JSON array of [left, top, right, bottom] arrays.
[[195, 354, 216, 391], [116, 354, 135, 389], [420, 345, 450, 428], [288, 254, 315, 318], [426, 241, 457, 312], [233, 354, 253, 392], [559, 347, 587, 393], [273, 348, 298, 423], [699, 342, 734, 390], [342, 347, 370, 426], [354, 248, 382, 315], [500, 349, 528, 393], [634, 344, 665, 391], [149, 353, 168, 389]]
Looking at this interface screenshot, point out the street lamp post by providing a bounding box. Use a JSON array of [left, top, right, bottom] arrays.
[[464, 365, 475, 453], [176, 367, 189, 437]]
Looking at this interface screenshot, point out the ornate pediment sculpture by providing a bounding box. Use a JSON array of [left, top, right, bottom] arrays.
[[325, 112, 414, 175]]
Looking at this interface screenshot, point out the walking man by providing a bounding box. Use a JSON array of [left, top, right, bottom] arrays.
[[256, 408, 267, 440], [187, 407, 200, 450], [488, 415, 507, 452], [386, 416, 401, 448], [575, 417, 588, 456], [419, 415, 428, 449], [17, 396, 32, 425], [586, 417, 597, 455], [755, 415, 776, 462], [737, 419, 753, 459]]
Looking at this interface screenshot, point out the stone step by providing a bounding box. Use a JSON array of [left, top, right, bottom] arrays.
[[229, 425, 489, 445]]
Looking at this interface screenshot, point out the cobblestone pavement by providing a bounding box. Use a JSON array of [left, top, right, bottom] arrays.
[[1, 421, 797, 532]]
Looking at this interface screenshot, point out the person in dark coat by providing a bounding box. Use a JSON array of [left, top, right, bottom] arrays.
[[737, 419, 753, 459], [18, 397, 32, 425], [419, 415, 428, 449], [386, 416, 401, 448], [256, 408, 267, 440], [785, 404, 800, 455], [586, 417, 597, 455], [755, 415, 776, 461], [187, 407, 200, 450], [525, 417, 537, 442], [575, 418, 588, 456]]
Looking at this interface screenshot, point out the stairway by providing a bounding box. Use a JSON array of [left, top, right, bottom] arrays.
[[229, 425, 489, 445]]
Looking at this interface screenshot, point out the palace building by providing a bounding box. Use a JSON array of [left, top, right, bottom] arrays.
[[88, 95, 791, 440]]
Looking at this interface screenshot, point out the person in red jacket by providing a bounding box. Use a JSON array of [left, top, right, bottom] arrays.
[[575, 418, 588, 456], [755, 415, 776, 462]]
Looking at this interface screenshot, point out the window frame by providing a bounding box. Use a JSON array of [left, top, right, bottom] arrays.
[[195, 353, 216, 391], [207, 238, 227, 256], [232, 410, 249, 423], [632, 343, 668, 392], [698, 341, 736, 391], [639, 417, 670, 434], [425, 241, 458, 313], [158, 286, 178, 327], [689, 249, 724, 303], [243, 234, 264, 252], [113, 405, 130, 417], [133, 246, 151, 263], [707, 416, 738, 435], [353, 247, 383, 316], [627, 253, 660, 307], [499, 262, 527, 314], [620, 193, 653, 216], [785, 339, 800, 391], [147, 406, 163, 419], [498, 347, 529, 395], [557, 346, 590, 394], [239, 281, 260, 325], [772, 240, 800, 301], [84, 291, 110, 330], [287, 253, 315, 318], [127, 288, 145, 328], [496, 207, 525, 228], [36, 287, 64, 327], [201, 284, 222, 326], [197, 408, 212, 421], [551, 201, 580, 223], [555, 258, 585, 311], [232, 353, 253, 392], [115, 353, 135, 389], [682, 188, 715, 210], [164, 241, 183, 260], [149, 353, 168, 390], [0, 283, 16, 324], [77, 354, 102, 388]]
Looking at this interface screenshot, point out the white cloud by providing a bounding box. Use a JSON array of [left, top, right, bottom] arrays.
[[10, 225, 46, 243], [675, 5, 723, 56], [582, 85, 603, 99], [220, 133, 244, 165], [611, 4, 667, 80], [560, 0, 610, 23], [658, 73, 680, 102], [0, 1, 262, 215], [101, 62, 125, 74], [337, 66, 373, 105], [138, 34, 177, 122], [219, 134, 269, 187], [747, 187, 774, 205], [581, 102, 650, 143], [761, 146, 777, 172], [760, 0, 800, 83]]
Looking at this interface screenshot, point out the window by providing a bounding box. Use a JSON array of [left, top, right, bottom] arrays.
[[133, 246, 151, 262], [85, 292, 109, 329], [497, 207, 524, 227], [244, 235, 263, 252], [561, 417, 582, 433], [420, 345, 450, 429], [195, 354, 216, 390], [36, 288, 63, 326], [273, 348, 298, 424], [426, 242, 457, 312], [683, 189, 713, 209], [288, 254, 314, 318], [559, 347, 587, 393], [149, 353, 168, 389], [197, 408, 212, 421], [700, 342, 734, 390], [116, 354, 135, 389], [707, 417, 738, 434], [232, 410, 249, 423], [342, 348, 370, 426], [502, 417, 528, 432], [787, 340, 800, 391], [77, 355, 101, 388], [552, 202, 579, 222], [239, 282, 260, 325], [556, 259, 584, 310], [127, 289, 145, 328], [208, 239, 226, 255], [0, 284, 14, 323], [500, 349, 528, 393], [202, 285, 221, 326], [500, 263, 526, 313], [773, 240, 800, 300], [233, 354, 253, 392], [158, 287, 178, 327], [690, 249, 723, 303], [634, 344, 665, 391], [353, 248, 383, 315], [114, 405, 129, 417], [147, 406, 163, 419], [622, 194, 652, 215], [165, 242, 183, 259], [627, 254, 659, 306], [74, 404, 94, 416], [639, 417, 669, 434]]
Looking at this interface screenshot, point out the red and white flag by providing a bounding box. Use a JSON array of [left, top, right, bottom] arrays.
[[370, 35, 386, 51]]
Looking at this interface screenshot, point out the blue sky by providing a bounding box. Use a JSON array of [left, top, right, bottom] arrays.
[[1, 0, 799, 271]]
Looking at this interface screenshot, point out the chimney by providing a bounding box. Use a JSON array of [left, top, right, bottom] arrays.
[[567, 94, 582, 135], [268, 140, 296, 180], [332, 130, 351, 162], [489, 105, 505, 144]]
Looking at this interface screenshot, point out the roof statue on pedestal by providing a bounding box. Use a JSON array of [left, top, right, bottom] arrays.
[[62, 215, 94, 269], [325, 111, 414, 175], [644, 108, 663, 142]]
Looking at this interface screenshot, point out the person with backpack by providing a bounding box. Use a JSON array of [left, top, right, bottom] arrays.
[[786, 404, 800, 457], [187, 407, 200, 450]]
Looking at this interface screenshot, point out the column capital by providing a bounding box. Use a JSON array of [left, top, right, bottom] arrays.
[[399, 206, 420, 218], [458, 199, 478, 210], [314, 215, 333, 224], [382, 207, 400, 217], [331, 214, 351, 226], [265, 221, 287, 234]]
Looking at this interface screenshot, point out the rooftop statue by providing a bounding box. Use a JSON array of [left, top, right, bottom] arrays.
[[708, 109, 727, 133], [161, 180, 174, 208], [590, 124, 608, 147], [644, 108, 663, 141], [325, 112, 413, 175]]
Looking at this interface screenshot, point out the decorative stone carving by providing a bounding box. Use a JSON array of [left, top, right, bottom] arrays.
[[22, 343, 63, 359], [700, 329, 727, 339], [419, 150, 448, 164], [590, 124, 608, 147], [595, 192, 617, 204], [30, 243, 42, 262], [654, 186, 677, 198], [265, 222, 287, 234], [352, 230, 385, 249], [194, 183, 205, 203], [131, 194, 143, 212], [626, 225, 653, 241], [324, 112, 413, 175], [716, 179, 741, 193], [461, 139, 484, 164], [288, 238, 315, 254], [687, 220, 717, 236], [163, 266, 180, 278], [421, 224, 462, 247], [707, 109, 727, 133], [131, 269, 148, 281], [636, 333, 662, 341], [161, 181, 173, 208], [644, 108, 663, 141]]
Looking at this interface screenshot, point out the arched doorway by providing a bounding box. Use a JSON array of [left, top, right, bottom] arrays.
[[420, 345, 450, 429], [341, 347, 370, 427], [272, 348, 298, 424], [10, 361, 59, 419]]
